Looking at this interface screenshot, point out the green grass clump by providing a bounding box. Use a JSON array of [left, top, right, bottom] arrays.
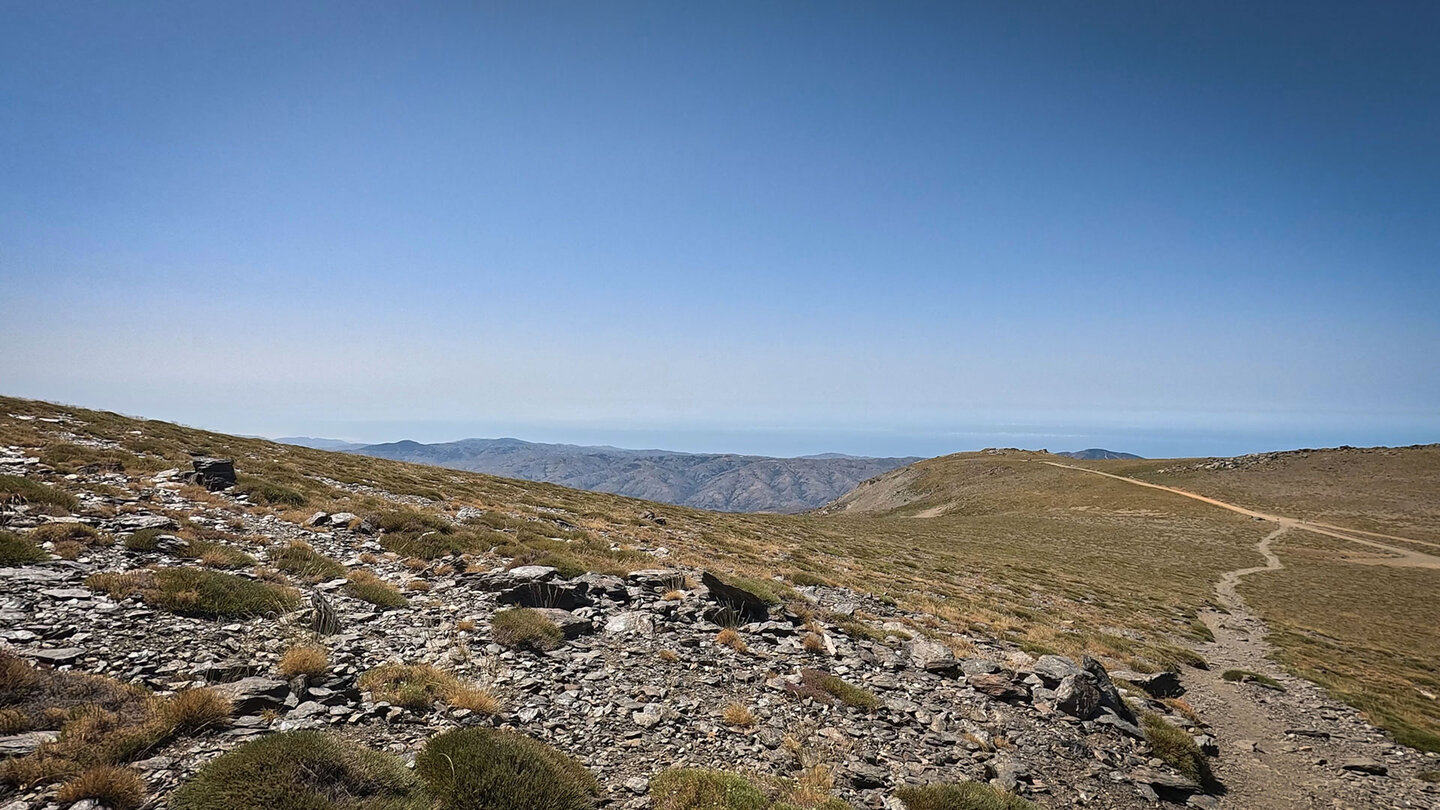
[[29, 522, 102, 545], [358, 663, 453, 712], [345, 571, 408, 608], [375, 509, 452, 534], [416, 727, 598, 810], [0, 474, 78, 511], [122, 528, 165, 552], [788, 572, 834, 588], [793, 669, 880, 711], [1221, 669, 1285, 691], [1140, 712, 1212, 786], [380, 530, 484, 559], [895, 782, 1036, 810], [169, 730, 425, 810], [651, 768, 769, 810], [0, 531, 46, 566], [271, 542, 346, 581], [491, 608, 564, 652], [145, 568, 299, 618], [724, 575, 794, 606], [235, 476, 307, 507]]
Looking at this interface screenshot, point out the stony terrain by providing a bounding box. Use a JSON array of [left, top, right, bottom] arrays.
[[1, 405, 1438, 809], [335, 437, 919, 513]]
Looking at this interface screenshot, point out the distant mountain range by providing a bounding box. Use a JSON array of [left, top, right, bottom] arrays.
[[1055, 448, 1142, 460], [277, 437, 921, 513]]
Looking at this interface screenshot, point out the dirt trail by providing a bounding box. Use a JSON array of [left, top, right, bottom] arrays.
[[1044, 462, 1440, 808], [1040, 461, 1440, 568]]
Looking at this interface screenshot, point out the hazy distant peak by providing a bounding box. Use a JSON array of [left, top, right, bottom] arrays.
[[1055, 448, 1142, 460]]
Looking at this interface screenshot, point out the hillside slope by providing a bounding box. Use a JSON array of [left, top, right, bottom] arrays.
[[347, 437, 919, 513], [1, 397, 1438, 810]]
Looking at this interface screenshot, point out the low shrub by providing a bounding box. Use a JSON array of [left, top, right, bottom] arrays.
[[184, 540, 255, 570], [277, 645, 329, 679], [1141, 711, 1213, 786], [346, 570, 408, 608], [792, 669, 880, 711], [492, 608, 564, 652], [416, 727, 598, 810], [168, 730, 425, 810], [895, 782, 1037, 810], [0, 531, 45, 565], [651, 768, 769, 810], [271, 542, 346, 581], [55, 765, 146, 810], [0, 474, 78, 511]]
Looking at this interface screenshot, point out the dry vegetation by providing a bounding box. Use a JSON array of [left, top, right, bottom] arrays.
[[2, 396, 1437, 750]]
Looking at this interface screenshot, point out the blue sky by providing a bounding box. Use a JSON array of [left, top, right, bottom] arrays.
[[2, 2, 1437, 458]]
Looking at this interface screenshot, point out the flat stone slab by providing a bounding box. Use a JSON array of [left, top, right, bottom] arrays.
[[22, 647, 84, 665]]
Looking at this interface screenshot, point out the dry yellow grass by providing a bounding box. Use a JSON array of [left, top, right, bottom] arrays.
[[721, 703, 755, 727], [277, 645, 329, 678], [55, 765, 146, 810], [715, 628, 748, 653]]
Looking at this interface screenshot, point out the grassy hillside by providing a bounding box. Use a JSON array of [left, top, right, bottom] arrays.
[[3, 397, 1438, 750], [829, 447, 1440, 750]]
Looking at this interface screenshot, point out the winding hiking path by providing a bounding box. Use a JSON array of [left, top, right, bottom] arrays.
[[1040, 461, 1440, 568], [1042, 461, 1440, 808]]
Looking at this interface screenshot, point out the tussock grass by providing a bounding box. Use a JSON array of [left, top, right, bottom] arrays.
[[492, 608, 564, 651], [271, 541, 345, 581], [277, 645, 329, 678], [0, 473, 78, 511], [345, 570, 408, 608], [715, 628, 748, 653], [357, 663, 501, 714], [87, 568, 299, 618], [160, 688, 232, 732], [169, 731, 424, 810], [895, 782, 1037, 810], [721, 703, 756, 727], [122, 528, 165, 551], [792, 669, 880, 711], [235, 475, 307, 507], [55, 765, 146, 810], [29, 522, 102, 545], [651, 769, 769, 810], [1221, 669, 1285, 691], [416, 727, 597, 810], [0, 530, 45, 565], [1141, 711, 1212, 786]]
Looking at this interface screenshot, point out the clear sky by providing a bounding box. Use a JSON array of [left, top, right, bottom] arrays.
[[2, 2, 1437, 459]]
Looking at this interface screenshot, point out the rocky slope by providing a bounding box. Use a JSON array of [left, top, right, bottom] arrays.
[[1, 405, 1437, 810], [334, 437, 919, 513]]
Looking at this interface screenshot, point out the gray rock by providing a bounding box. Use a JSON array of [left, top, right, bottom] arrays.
[[604, 611, 655, 636], [1112, 669, 1185, 698], [904, 638, 957, 674], [1340, 758, 1388, 776], [507, 565, 558, 582], [0, 731, 60, 757], [626, 569, 685, 590], [968, 673, 1028, 701], [216, 677, 291, 713], [22, 647, 83, 665], [498, 581, 593, 611], [531, 608, 593, 639], [187, 457, 237, 490], [1032, 654, 1083, 685], [115, 513, 178, 532], [632, 702, 667, 728], [1055, 674, 1102, 719], [701, 571, 770, 624], [960, 658, 1002, 676]]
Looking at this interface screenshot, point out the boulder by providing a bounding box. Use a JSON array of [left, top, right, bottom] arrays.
[[575, 572, 629, 602], [22, 648, 83, 666], [498, 581, 593, 611], [604, 611, 655, 636], [1340, 758, 1388, 776], [507, 565, 558, 582], [1112, 669, 1184, 698], [968, 673, 1029, 701], [186, 457, 236, 491], [216, 677, 290, 713], [531, 608, 593, 639], [1055, 674, 1102, 719], [1032, 654, 1083, 685], [960, 658, 1002, 677], [700, 571, 770, 624], [1083, 655, 1134, 722], [115, 514, 178, 532], [904, 638, 957, 675]]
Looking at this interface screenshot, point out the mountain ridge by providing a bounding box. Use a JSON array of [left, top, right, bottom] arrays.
[[290, 436, 922, 514]]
